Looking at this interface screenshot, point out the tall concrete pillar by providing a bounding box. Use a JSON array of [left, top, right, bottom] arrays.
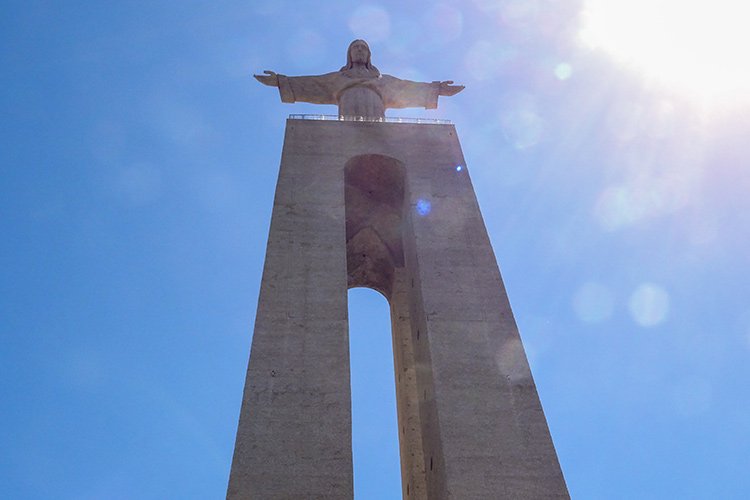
[[228, 118, 568, 499]]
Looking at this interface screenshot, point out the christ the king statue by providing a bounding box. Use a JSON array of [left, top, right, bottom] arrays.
[[254, 39, 464, 118]]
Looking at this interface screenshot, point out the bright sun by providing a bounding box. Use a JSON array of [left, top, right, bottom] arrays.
[[579, 0, 750, 103]]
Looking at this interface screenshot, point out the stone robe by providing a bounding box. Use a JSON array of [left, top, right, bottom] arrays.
[[276, 72, 441, 118]]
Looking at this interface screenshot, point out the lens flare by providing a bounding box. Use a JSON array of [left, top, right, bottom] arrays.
[[501, 107, 543, 150], [580, 0, 750, 103], [629, 283, 670, 327], [554, 63, 573, 81], [416, 198, 432, 216]]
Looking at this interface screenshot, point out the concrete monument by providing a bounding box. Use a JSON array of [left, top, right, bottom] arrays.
[[228, 39, 569, 499]]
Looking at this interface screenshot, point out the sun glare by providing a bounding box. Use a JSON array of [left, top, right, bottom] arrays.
[[580, 0, 750, 103]]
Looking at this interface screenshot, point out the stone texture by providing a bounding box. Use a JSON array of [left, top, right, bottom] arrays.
[[227, 118, 569, 499]]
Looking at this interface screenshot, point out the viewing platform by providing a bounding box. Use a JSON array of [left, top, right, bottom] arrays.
[[288, 114, 452, 125]]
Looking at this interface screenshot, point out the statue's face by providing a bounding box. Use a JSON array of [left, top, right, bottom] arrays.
[[349, 41, 370, 64]]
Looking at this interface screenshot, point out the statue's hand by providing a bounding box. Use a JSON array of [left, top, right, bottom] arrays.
[[254, 70, 279, 87], [438, 80, 464, 96]]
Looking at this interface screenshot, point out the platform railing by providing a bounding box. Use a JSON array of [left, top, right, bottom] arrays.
[[288, 114, 451, 125]]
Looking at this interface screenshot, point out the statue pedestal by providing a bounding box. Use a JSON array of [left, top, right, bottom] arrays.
[[227, 118, 568, 499]]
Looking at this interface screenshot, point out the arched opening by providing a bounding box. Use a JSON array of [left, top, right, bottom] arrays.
[[345, 154, 412, 498], [348, 287, 402, 498], [345, 154, 405, 299]]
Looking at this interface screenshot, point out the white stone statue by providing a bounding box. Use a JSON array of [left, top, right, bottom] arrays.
[[255, 39, 464, 118]]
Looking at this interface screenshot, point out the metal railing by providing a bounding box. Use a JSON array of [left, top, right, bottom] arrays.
[[288, 114, 451, 125]]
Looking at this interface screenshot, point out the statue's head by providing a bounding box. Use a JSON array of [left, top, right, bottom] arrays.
[[341, 39, 380, 76], [348, 40, 371, 65]]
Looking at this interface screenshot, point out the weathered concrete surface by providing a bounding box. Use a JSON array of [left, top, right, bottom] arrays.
[[228, 119, 569, 499]]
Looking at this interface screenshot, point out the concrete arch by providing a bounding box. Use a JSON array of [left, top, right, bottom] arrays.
[[345, 154, 406, 300]]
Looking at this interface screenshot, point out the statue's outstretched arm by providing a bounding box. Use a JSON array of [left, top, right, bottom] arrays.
[[379, 75, 464, 110], [254, 70, 340, 106]]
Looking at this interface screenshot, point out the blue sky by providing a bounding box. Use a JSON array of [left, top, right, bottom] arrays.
[[2, 1, 749, 498]]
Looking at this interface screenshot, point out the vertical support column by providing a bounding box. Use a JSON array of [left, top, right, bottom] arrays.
[[227, 121, 353, 499], [404, 128, 569, 498], [390, 268, 427, 500]]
